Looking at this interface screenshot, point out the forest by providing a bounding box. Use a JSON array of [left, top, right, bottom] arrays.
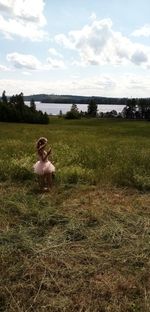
[[0, 91, 49, 124]]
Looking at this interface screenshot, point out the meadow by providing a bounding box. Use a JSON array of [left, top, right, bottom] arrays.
[[0, 118, 150, 311]]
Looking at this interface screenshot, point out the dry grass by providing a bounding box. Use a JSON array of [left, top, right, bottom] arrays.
[[1, 182, 150, 312]]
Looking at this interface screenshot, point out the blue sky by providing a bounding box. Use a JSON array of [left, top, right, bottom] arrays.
[[0, 0, 150, 97]]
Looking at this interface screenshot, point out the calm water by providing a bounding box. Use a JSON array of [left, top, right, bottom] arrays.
[[26, 102, 125, 115]]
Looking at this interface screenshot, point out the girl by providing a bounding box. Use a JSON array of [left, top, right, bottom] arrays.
[[33, 137, 55, 191]]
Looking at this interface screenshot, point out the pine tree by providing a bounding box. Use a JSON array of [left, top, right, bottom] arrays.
[[87, 98, 98, 117], [2, 90, 8, 105], [30, 98, 36, 111]]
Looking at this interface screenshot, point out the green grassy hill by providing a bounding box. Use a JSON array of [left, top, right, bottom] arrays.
[[0, 119, 150, 311]]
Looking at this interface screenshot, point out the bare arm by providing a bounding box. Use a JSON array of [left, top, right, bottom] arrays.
[[37, 148, 46, 161], [47, 147, 52, 156], [42, 147, 52, 161], [42, 148, 51, 161]]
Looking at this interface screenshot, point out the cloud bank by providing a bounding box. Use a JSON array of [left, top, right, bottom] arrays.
[[0, 73, 150, 98], [55, 17, 150, 68]]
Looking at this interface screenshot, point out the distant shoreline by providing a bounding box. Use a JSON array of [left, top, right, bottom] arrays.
[[23, 94, 127, 105]]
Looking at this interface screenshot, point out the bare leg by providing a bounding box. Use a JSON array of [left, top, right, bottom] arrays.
[[38, 175, 45, 190], [43, 175, 47, 189], [43, 175, 45, 189], [38, 175, 42, 188], [47, 173, 52, 189]]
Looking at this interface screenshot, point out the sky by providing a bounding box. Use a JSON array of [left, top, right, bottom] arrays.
[[0, 0, 150, 97]]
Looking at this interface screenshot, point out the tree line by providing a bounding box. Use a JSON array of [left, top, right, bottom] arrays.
[[65, 99, 98, 119], [64, 97, 150, 120], [0, 91, 49, 124], [39, 93, 150, 106], [121, 98, 150, 120], [1, 91, 150, 122]]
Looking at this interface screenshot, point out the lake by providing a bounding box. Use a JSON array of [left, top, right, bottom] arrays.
[[26, 102, 125, 115]]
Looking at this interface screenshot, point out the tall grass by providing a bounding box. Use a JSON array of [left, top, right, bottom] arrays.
[[0, 119, 150, 189]]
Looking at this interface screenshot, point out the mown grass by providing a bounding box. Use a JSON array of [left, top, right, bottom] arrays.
[[0, 118, 150, 311]]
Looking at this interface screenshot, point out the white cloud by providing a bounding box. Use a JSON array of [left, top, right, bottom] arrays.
[[0, 15, 48, 41], [0, 0, 46, 25], [131, 50, 148, 65], [90, 12, 97, 21], [55, 17, 150, 68], [48, 48, 63, 58], [0, 0, 14, 13], [46, 48, 65, 69], [7, 52, 41, 70], [0, 64, 10, 71], [131, 25, 150, 37], [6, 52, 65, 71], [46, 57, 65, 69], [0, 0, 48, 41]]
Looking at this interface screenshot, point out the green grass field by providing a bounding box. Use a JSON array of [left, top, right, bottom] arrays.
[[0, 118, 150, 311]]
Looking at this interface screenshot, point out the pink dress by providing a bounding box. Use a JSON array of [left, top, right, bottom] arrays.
[[33, 152, 55, 175]]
